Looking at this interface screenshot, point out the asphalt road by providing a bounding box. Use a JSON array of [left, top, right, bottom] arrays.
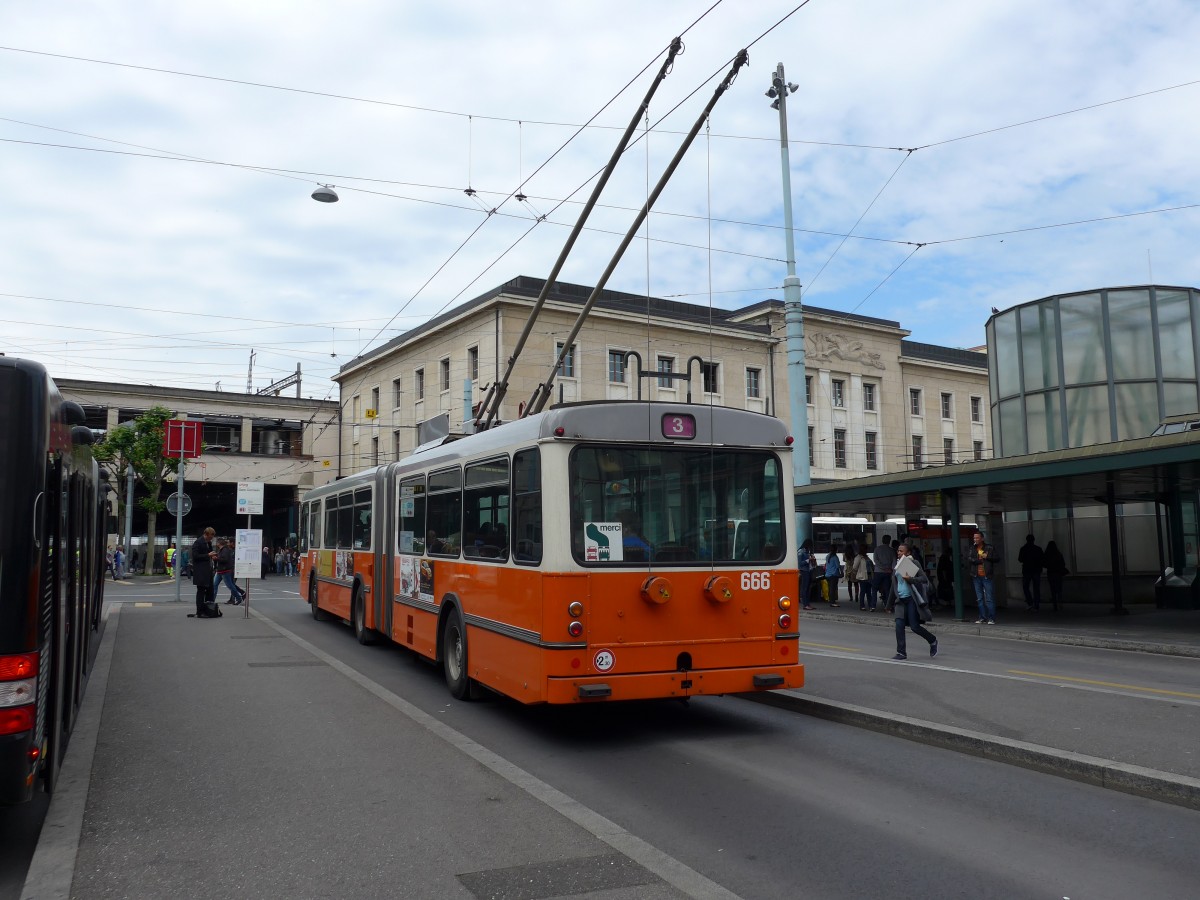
[[5, 579, 1200, 899]]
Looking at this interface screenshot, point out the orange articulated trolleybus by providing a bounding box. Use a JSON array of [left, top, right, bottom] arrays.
[[299, 401, 804, 704]]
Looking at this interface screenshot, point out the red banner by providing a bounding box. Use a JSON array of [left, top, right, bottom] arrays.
[[163, 419, 202, 459]]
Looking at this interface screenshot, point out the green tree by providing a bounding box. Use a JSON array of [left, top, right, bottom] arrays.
[[93, 406, 181, 570]]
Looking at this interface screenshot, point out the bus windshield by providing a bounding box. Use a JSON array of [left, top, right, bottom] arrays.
[[570, 445, 784, 565]]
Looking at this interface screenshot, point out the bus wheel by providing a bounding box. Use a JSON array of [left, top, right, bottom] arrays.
[[310, 580, 328, 621], [442, 606, 471, 700], [353, 590, 377, 645]]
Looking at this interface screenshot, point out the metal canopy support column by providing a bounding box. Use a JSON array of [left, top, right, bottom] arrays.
[[949, 489, 964, 621], [1105, 479, 1127, 615]]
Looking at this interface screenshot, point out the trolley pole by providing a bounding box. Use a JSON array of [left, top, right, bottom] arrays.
[[768, 62, 812, 547]]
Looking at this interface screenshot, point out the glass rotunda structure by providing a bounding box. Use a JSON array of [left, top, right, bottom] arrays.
[[987, 285, 1200, 457]]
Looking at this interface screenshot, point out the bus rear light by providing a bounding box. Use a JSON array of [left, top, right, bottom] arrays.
[[778, 596, 792, 610], [0, 652, 38, 681], [0, 679, 36, 708], [567, 621, 584, 638], [568, 601, 584, 618], [27, 746, 40, 763], [785, 435, 794, 445], [554, 426, 565, 436], [0, 705, 35, 736], [778, 613, 793, 630]]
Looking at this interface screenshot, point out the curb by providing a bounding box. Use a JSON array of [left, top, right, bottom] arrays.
[[744, 690, 1200, 812], [799, 610, 1200, 659]]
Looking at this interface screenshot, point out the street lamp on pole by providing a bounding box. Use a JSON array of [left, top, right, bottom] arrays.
[[767, 62, 812, 548]]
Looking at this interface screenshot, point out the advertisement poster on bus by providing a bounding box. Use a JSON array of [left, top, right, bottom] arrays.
[[419, 558, 433, 601], [584, 522, 622, 562], [398, 556, 416, 598]]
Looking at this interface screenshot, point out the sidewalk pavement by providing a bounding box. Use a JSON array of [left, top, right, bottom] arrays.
[[22, 602, 711, 900], [772, 594, 1200, 811], [802, 596, 1200, 657]]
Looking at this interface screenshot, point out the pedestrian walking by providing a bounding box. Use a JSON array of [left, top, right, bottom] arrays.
[[1018, 534, 1045, 611], [191, 528, 218, 618], [213, 537, 246, 605], [1044, 540, 1068, 611], [891, 543, 938, 660], [872, 535, 896, 612], [131, 547, 141, 575], [967, 531, 1000, 624], [113, 546, 125, 579], [824, 543, 842, 607], [165, 542, 176, 578]]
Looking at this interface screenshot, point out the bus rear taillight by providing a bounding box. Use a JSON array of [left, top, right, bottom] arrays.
[[778, 613, 793, 630], [0, 652, 38, 680], [567, 621, 584, 638], [0, 705, 35, 736]]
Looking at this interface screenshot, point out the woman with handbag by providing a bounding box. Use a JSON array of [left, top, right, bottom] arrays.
[[891, 543, 938, 660]]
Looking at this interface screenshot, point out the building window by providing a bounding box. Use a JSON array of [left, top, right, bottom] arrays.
[[440, 358, 450, 392], [392, 377, 402, 409], [415, 369, 424, 401], [974, 440, 984, 461], [865, 431, 877, 470], [392, 430, 400, 461], [834, 429, 847, 468], [467, 347, 479, 381], [371, 436, 379, 466], [556, 342, 576, 378], [657, 356, 675, 388], [941, 392, 952, 419], [608, 350, 627, 383], [909, 388, 921, 416], [370, 387, 379, 417], [805, 375, 813, 404], [701, 361, 719, 394], [746, 367, 761, 399], [971, 396, 982, 423], [863, 383, 876, 412], [352, 395, 360, 420], [808, 426, 814, 466], [912, 434, 923, 469], [943, 437, 954, 465], [831, 379, 845, 408]]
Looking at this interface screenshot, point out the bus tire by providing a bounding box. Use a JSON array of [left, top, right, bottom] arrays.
[[441, 605, 472, 701], [310, 580, 328, 621], [353, 587, 377, 645]]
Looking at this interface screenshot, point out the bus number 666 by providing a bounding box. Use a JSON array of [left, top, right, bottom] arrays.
[[740, 572, 771, 590]]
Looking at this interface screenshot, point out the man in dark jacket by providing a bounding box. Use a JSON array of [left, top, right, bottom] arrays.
[[1017, 534, 1044, 612], [191, 527, 218, 617]]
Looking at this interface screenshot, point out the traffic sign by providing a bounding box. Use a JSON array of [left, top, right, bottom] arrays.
[[166, 492, 192, 516]]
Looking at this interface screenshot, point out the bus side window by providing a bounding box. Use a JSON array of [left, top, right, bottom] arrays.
[[337, 492, 353, 549], [427, 467, 462, 557], [352, 487, 372, 550], [299, 502, 309, 553], [512, 448, 541, 565], [398, 476, 426, 554], [324, 494, 339, 548], [309, 501, 322, 550], [464, 458, 509, 562]]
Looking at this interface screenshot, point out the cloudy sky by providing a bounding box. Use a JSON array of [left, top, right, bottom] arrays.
[[3, 1, 1198, 401]]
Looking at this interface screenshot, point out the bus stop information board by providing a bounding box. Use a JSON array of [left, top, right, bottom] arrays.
[[237, 482, 265, 516], [234, 529, 262, 580]]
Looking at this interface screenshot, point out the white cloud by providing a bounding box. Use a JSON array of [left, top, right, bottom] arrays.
[[1, 0, 1198, 390]]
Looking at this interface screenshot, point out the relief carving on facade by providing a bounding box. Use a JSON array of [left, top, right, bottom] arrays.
[[808, 331, 886, 370]]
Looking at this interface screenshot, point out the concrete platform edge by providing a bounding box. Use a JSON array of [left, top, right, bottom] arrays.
[[743, 690, 1200, 812], [21, 605, 121, 900]]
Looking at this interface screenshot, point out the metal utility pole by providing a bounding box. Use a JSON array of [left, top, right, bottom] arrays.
[[246, 350, 256, 393], [124, 464, 135, 569], [767, 62, 812, 547]]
